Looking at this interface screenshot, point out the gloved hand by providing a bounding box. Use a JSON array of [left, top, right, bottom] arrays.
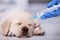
[[40, 0, 60, 19]]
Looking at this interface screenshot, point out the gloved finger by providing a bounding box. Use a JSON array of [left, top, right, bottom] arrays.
[[58, 7, 60, 11], [40, 11, 60, 19], [58, 0, 60, 4], [40, 12, 54, 19], [47, 0, 57, 8]]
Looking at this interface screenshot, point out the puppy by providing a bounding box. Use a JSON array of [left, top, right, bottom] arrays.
[[1, 8, 45, 38]]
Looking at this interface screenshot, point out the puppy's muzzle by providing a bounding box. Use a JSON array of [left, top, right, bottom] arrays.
[[22, 27, 29, 35]]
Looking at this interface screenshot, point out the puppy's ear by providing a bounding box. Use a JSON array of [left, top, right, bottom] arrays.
[[1, 20, 11, 36]]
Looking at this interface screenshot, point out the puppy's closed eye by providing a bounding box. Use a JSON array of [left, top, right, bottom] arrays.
[[28, 24, 32, 26], [17, 23, 22, 25]]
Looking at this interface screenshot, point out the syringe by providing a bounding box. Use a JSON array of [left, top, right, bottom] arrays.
[[37, 3, 60, 18]]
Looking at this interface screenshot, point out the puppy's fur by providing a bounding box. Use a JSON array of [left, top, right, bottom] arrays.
[[1, 8, 45, 37]]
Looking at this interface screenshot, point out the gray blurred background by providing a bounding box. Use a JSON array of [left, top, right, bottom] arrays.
[[0, 0, 60, 40]]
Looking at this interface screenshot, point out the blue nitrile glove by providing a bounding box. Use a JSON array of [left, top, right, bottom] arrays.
[[40, 0, 60, 19]]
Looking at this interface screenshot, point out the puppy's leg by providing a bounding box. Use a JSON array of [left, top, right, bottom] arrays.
[[34, 27, 45, 36], [33, 19, 45, 36], [34, 19, 40, 28]]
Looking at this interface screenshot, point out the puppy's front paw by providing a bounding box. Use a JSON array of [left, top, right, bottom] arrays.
[[34, 27, 45, 36]]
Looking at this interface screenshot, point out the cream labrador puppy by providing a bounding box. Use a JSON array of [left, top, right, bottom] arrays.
[[1, 8, 45, 38]]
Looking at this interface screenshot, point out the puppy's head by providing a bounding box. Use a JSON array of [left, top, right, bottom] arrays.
[[1, 9, 34, 37], [10, 20, 34, 37]]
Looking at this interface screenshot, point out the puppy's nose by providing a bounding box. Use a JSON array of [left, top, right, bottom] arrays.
[[22, 27, 29, 33]]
